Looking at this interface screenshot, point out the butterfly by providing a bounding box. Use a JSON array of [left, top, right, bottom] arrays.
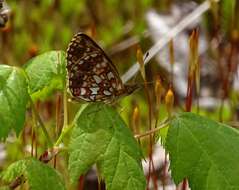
[[66, 32, 138, 103]]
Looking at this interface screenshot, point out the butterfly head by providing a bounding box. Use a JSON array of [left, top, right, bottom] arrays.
[[124, 83, 140, 95]]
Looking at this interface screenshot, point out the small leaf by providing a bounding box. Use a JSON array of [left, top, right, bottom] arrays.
[[68, 103, 146, 190], [24, 51, 66, 100], [1, 158, 66, 190], [166, 112, 239, 190], [0, 65, 28, 140]]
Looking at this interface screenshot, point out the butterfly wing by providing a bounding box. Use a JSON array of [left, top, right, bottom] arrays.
[[66, 33, 125, 102]]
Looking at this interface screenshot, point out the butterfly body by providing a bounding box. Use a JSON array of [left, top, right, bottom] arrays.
[[66, 33, 138, 103]]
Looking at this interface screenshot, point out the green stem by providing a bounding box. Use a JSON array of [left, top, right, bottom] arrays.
[[55, 82, 68, 146], [63, 85, 68, 130], [54, 103, 88, 146], [54, 123, 72, 146], [29, 97, 53, 147], [134, 119, 170, 139]]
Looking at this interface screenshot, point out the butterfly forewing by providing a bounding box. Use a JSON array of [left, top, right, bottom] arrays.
[[66, 32, 136, 103]]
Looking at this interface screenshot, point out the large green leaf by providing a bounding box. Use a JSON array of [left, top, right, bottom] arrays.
[[24, 50, 66, 100], [68, 103, 146, 190], [166, 112, 239, 190], [1, 158, 66, 190], [0, 65, 28, 140]]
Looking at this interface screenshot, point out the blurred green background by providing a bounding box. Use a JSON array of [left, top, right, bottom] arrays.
[[1, 0, 154, 67]]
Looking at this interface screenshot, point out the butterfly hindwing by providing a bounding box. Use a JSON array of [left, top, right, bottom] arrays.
[[66, 33, 125, 102]]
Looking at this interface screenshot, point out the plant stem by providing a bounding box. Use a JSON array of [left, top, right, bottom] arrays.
[[63, 85, 68, 130], [134, 120, 169, 139], [54, 87, 68, 147], [29, 97, 53, 147], [54, 104, 88, 146]]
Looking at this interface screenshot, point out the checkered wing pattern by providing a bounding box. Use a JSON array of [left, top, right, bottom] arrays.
[[66, 33, 137, 103]]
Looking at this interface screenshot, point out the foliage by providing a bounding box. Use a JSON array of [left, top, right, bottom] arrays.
[[24, 51, 66, 100], [69, 103, 146, 189], [0, 65, 28, 140], [0, 52, 146, 189], [1, 158, 66, 190], [0, 0, 239, 189], [166, 112, 239, 190]]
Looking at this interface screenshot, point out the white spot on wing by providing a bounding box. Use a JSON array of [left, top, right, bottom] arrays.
[[91, 53, 98, 57], [103, 90, 111, 96], [107, 72, 114, 80], [100, 74, 105, 79], [96, 64, 101, 68], [68, 60, 72, 65], [80, 88, 86, 95], [90, 95, 95, 101], [84, 56, 90, 60], [93, 75, 102, 84], [102, 58, 108, 67], [90, 87, 99, 95], [112, 82, 116, 88]]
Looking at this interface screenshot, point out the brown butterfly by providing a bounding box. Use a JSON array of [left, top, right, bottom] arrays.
[[66, 32, 138, 103]]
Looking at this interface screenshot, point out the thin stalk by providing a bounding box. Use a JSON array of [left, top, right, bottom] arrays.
[[134, 120, 169, 139], [54, 101, 88, 146], [54, 87, 68, 146], [54, 93, 62, 168], [29, 97, 53, 147], [31, 108, 37, 157], [63, 86, 68, 130], [55, 51, 69, 146], [143, 80, 157, 190], [31, 124, 34, 157]]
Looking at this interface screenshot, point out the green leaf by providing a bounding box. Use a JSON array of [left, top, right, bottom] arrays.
[[0, 65, 28, 140], [220, 0, 239, 38], [166, 112, 239, 190], [24, 50, 66, 100], [68, 103, 146, 190], [1, 158, 66, 190], [158, 124, 169, 145]]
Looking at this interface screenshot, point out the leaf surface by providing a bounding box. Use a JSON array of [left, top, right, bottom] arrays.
[[24, 51, 66, 100], [1, 158, 66, 190], [68, 103, 146, 190], [166, 112, 239, 190], [0, 65, 28, 140]]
